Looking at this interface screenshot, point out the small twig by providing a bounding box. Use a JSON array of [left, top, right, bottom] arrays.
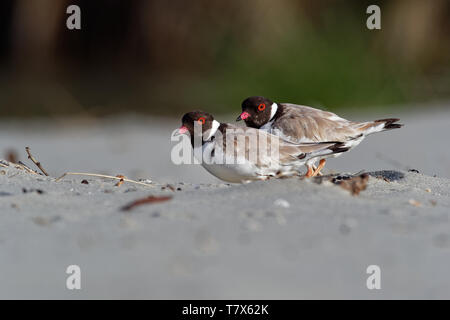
[[55, 172, 154, 188], [0, 159, 38, 174], [18, 161, 38, 174], [25, 147, 49, 176]]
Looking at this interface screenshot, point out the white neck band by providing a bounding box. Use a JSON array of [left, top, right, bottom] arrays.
[[269, 103, 278, 121], [205, 120, 220, 141]]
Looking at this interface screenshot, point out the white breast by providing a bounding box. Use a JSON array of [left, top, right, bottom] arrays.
[[198, 141, 259, 182]]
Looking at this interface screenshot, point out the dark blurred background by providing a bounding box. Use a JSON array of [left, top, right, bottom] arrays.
[[1, 0, 449, 119]]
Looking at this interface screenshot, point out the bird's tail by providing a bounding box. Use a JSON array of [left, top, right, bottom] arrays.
[[356, 118, 403, 136]]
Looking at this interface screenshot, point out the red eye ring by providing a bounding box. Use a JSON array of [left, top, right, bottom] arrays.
[[258, 103, 266, 111], [197, 117, 206, 124]]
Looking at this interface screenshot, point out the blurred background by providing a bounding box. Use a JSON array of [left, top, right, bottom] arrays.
[[1, 0, 450, 182], [1, 0, 449, 118]]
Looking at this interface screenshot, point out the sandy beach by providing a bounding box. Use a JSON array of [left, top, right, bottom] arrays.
[[1, 108, 450, 299]]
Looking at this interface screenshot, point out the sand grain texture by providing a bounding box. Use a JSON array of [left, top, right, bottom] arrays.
[[1, 162, 450, 299]]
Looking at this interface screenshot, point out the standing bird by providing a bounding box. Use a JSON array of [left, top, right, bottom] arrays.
[[176, 111, 347, 183], [236, 96, 403, 177]]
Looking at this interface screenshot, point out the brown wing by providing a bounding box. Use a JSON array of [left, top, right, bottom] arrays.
[[219, 124, 343, 167], [274, 104, 363, 142]]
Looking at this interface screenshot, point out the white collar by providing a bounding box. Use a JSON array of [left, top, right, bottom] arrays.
[[205, 120, 221, 141], [269, 103, 278, 121]]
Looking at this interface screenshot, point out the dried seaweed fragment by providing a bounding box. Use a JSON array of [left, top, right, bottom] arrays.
[[121, 195, 172, 211]]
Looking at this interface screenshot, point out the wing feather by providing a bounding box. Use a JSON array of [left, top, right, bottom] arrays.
[[274, 104, 362, 142], [219, 124, 344, 167]]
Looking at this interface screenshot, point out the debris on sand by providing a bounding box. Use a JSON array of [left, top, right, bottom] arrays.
[[0, 160, 9, 167], [56, 172, 154, 188], [26, 147, 49, 176], [121, 195, 172, 211], [0, 159, 37, 174], [409, 199, 422, 207], [115, 175, 126, 187], [331, 173, 369, 196], [368, 170, 405, 182], [375, 175, 391, 182], [22, 188, 45, 195]]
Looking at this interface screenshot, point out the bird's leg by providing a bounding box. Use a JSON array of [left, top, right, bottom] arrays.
[[305, 165, 314, 178], [312, 159, 326, 177], [312, 164, 323, 176]]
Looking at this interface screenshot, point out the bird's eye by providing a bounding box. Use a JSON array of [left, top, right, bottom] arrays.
[[258, 103, 266, 111], [197, 117, 206, 124]]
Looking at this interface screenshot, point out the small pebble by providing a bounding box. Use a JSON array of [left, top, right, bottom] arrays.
[[274, 198, 290, 208]]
